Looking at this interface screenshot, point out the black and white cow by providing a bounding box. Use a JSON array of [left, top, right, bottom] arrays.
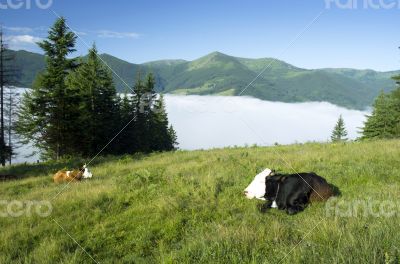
[[244, 168, 335, 215]]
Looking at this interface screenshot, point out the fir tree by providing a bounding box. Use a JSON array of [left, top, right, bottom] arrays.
[[115, 92, 135, 154], [66, 44, 119, 156], [331, 115, 348, 142], [361, 91, 396, 139], [168, 124, 178, 150], [151, 94, 178, 151], [16, 17, 77, 159], [0, 30, 18, 165], [131, 72, 156, 152], [116, 72, 178, 154], [389, 75, 400, 136]]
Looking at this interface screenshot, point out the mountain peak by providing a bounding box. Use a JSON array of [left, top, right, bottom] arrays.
[[203, 51, 230, 58], [208, 51, 226, 55]]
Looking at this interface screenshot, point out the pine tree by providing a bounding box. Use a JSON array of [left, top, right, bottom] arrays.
[[168, 124, 178, 150], [389, 75, 400, 137], [361, 91, 396, 139], [115, 92, 135, 154], [0, 30, 18, 166], [66, 44, 119, 156], [16, 17, 78, 159], [131, 72, 156, 152], [151, 94, 178, 151], [331, 115, 348, 142], [116, 72, 178, 154]]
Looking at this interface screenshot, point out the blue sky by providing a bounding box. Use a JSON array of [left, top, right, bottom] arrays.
[[1, 0, 399, 71]]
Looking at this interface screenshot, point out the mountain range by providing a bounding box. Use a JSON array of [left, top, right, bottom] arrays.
[[8, 49, 400, 110]]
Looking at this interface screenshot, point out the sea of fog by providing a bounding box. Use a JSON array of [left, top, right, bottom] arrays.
[[11, 90, 369, 163], [165, 95, 369, 149]]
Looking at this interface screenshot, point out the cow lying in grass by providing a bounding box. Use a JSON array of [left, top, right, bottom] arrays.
[[244, 168, 335, 215], [53, 164, 93, 183]]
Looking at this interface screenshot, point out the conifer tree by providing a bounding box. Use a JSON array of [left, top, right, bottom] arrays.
[[0, 30, 18, 165], [361, 91, 396, 139], [331, 115, 348, 142], [131, 72, 156, 152], [66, 44, 119, 155], [151, 94, 178, 151], [115, 92, 135, 154], [117, 72, 178, 153], [168, 124, 178, 150], [16, 17, 77, 159], [389, 75, 400, 136]]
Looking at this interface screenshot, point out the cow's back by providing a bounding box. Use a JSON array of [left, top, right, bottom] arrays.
[[53, 170, 82, 183], [53, 170, 67, 183]]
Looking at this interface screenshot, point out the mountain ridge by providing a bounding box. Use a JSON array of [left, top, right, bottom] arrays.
[[7, 49, 400, 109]]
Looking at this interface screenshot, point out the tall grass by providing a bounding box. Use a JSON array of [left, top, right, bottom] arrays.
[[0, 140, 399, 263]]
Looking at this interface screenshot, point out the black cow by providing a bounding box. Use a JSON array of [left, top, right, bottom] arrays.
[[260, 172, 335, 215]]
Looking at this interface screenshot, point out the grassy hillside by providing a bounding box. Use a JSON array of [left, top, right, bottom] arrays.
[[1, 140, 400, 263], [7, 49, 400, 109]]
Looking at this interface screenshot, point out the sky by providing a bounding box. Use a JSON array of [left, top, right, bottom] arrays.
[[1, 0, 399, 71]]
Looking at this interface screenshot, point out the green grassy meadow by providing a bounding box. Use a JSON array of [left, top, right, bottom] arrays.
[[0, 140, 400, 263]]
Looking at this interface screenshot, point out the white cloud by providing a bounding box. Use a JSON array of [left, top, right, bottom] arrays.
[[96, 30, 139, 39], [5, 35, 43, 45]]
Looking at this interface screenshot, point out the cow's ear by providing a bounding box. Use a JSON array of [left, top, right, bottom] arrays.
[[270, 169, 276, 176]]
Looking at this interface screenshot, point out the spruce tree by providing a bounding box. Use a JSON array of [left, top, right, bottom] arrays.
[[16, 17, 77, 159], [151, 94, 178, 151], [66, 44, 119, 156], [117, 72, 178, 153], [331, 115, 348, 142], [131, 72, 156, 152], [0, 31, 18, 165], [389, 75, 400, 136], [168, 124, 178, 150], [115, 92, 135, 154], [361, 91, 396, 139]]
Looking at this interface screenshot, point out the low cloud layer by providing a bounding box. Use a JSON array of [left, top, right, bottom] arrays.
[[165, 95, 369, 150]]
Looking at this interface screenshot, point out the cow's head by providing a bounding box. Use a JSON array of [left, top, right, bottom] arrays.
[[81, 164, 93, 179], [243, 168, 274, 200], [264, 176, 283, 201]]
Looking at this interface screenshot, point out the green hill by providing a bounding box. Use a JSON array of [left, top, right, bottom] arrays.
[[0, 140, 399, 263], [7, 49, 400, 109], [6, 50, 46, 87]]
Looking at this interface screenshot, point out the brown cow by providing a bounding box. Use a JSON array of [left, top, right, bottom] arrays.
[[53, 164, 93, 183]]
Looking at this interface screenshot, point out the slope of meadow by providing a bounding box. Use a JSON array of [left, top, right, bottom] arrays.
[[0, 140, 400, 263]]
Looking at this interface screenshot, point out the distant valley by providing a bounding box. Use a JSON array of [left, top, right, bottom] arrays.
[[7, 49, 399, 109]]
